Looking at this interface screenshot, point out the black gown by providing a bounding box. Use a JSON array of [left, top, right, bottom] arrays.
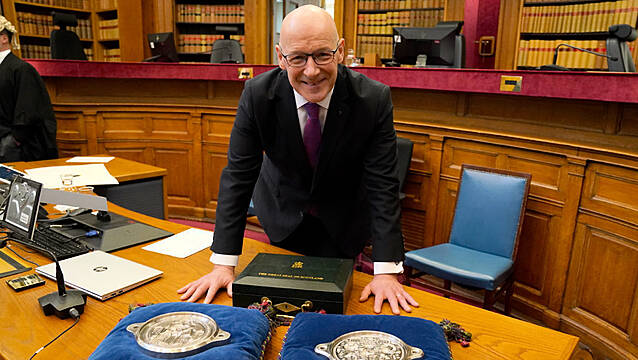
[[0, 52, 57, 162]]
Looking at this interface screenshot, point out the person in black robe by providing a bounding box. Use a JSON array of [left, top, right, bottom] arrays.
[[0, 16, 57, 162]]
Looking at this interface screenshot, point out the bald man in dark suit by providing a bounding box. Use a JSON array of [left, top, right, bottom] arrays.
[[179, 5, 418, 314]]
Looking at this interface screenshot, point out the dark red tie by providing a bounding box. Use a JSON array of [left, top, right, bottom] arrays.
[[303, 102, 321, 169]]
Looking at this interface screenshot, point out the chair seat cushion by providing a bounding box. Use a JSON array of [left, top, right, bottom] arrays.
[[405, 243, 514, 290], [89, 303, 270, 360], [279, 312, 450, 360]]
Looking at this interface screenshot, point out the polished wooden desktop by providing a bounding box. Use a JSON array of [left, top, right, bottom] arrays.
[[8, 156, 169, 219], [0, 203, 578, 360]]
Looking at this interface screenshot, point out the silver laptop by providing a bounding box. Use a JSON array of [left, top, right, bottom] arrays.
[[35, 250, 162, 301]]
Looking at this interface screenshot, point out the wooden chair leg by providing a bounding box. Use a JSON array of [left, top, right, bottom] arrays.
[[443, 280, 452, 298], [403, 266, 413, 286], [483, 290, 495, 311], [504, 279, 514, 315]]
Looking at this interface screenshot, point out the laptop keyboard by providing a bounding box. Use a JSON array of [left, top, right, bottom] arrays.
[[23, 227, 91, 260]]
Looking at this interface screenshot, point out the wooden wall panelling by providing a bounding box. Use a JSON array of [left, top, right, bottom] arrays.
[[332, 0, 345, 40], [444, 0, 465, 21], [580, 162, 638, 226], [202, 143, 230, 219], [52, 78, 211, 105], [201, 110, 237, 219], [494, 0, 522, 70], [154, 144, 200, 217], [342, 0, 357, 54], [118, 0, 145, 61], [94, 106, 203, 217], [562, 212, 638, 360], [394, 129, 432, 250], [244, 0, 271, 64], [619, 104, 638, 137]]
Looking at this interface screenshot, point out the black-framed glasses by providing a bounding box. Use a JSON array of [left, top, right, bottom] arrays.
[[280, 42, 341, 67]]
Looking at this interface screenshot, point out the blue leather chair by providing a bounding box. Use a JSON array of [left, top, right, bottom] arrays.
[[404, 164, 531, 314]]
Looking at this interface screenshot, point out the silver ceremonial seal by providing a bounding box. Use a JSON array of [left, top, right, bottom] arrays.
[[314, 330, 424, 360], [126, 311, 231, 358]]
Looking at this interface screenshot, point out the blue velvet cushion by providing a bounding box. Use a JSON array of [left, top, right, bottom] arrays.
[[280, 312, 450, 360], [89, 303, 270, 360], [404, 243, 514, 290]]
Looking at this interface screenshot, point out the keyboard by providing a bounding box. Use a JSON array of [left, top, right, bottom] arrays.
[[22, 227, 91, 260]]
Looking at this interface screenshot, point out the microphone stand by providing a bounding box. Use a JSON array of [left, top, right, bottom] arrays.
[[540, 43, 618, 71], [0, 238, 86, 319]]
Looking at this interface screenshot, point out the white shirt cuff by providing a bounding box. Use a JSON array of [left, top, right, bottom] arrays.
[[210, 253, 239, 267], [374, 261, 404, 275]]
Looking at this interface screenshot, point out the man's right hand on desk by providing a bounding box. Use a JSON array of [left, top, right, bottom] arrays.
[[177, 264, 235, 303]]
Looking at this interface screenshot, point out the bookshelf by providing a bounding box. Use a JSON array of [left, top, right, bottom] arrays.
[[94, 2, 119, 62], [2, 0, 93, 59], [354, 0, 447, 63], [0, 0, 143, 61], [516, 0, 638, 70], [174, 0, 245, 63]]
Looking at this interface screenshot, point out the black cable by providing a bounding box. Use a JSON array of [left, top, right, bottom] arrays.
[[29, 308, 80, 360], [5, 243, 39, 267]]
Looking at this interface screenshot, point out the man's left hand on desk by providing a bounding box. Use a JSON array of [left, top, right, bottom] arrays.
[[359, 274, 419, 315]]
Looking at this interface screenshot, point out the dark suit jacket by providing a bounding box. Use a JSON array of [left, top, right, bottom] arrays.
[[0, 53, 58, 161], [212, 65, 404, 262]]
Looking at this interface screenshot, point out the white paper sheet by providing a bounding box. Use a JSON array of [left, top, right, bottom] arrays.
[[66, 156, 115, 163], [24, 164, 119, 189], [142, 228, 213, 258]]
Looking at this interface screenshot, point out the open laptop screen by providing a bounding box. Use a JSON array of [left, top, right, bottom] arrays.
[[3, 176, 42, 240]]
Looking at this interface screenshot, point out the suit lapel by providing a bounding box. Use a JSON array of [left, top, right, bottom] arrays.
[[312, 67, 351, 192], [272, 70, 314, 183]]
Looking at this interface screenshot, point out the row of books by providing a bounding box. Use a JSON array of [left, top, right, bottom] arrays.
[[98, 19, 119, 40], [176, 4, 245, 23], [357, 10, 444, 34], [177, 34, 244, 53], [21, 44, 93, 60], [358, 0, 445, 10], [521, 0, 638, 34], [102, 48, 120, 62], [356, 35, 393, 59], [17, 0, 90, 10], [525, 0, 610, 3], [95, 0, 118, 10], [16, 12, 92, 39], [517, 39, 633, 69]]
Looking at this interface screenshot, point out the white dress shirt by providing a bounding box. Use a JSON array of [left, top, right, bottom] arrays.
[[211, 88, 404, 275], [0, 49, 11, 64]]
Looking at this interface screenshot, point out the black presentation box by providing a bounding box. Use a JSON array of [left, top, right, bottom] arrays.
[[232, 253, 353, 314]]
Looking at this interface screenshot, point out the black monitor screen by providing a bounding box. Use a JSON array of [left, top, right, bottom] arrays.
[[147, 32, 179, 62], [393, 21, 463, 67]]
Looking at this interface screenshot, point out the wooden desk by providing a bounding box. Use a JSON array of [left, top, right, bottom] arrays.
[[0, 204, 578, 360], [9, 156, 168, 219]]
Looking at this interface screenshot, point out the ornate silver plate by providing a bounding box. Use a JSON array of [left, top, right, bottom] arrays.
[[126, 311, 231, 358], [315, 330, 424, 360]]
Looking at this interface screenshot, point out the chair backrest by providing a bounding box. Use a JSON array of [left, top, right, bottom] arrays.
[[449, 164, 531, 260], [50, 13, 86, 60], [210, 39, 244, 64], [396, 137, 414, 194]]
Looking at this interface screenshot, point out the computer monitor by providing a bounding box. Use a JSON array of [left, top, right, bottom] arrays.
[[606, 24, 637, 72], [392, 21, 465, 68], [145, 32, 179, 62]]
